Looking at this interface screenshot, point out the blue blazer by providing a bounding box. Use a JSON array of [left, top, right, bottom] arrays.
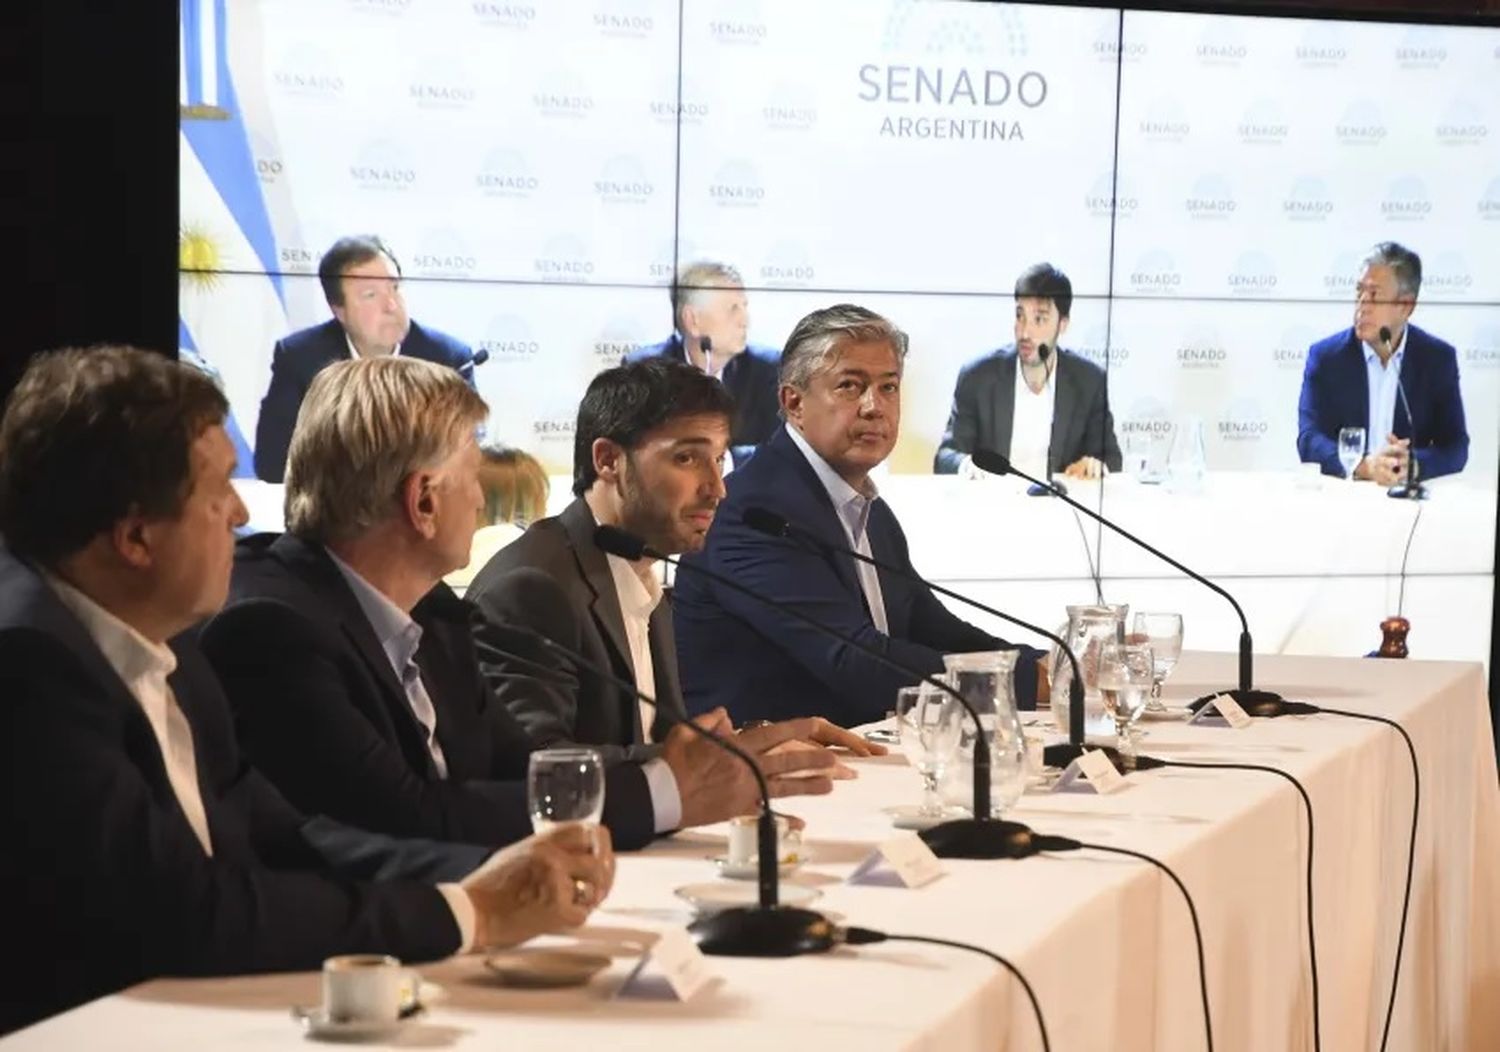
[[627, 335, 782, 464], [1296, 324, 1468, 479], [673, 425, 1040, 728], [254, 319, 475, 483]]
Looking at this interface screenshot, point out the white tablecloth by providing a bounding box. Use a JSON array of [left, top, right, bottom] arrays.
[[8, 652, 1498, 1051]]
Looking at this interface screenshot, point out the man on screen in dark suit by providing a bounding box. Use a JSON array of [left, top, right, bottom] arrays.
[[204, 357, 839, 855], [934, 263, 1121, 480], [253, 234, 475, 482], [0, 347, 612, 1034], [1297, 241, 1468, 483], [674, 305, 1047, 728], [627, 260, 781, 466]]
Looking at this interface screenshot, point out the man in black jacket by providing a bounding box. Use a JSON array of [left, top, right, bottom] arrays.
[[0, 347, 610, 1034], [202, 357, 838, 853]]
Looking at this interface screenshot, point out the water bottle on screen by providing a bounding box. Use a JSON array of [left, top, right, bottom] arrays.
[[527, 747, 604, 834], [1165, 416, 1207, 494], [1337, 426, 1366, 481]]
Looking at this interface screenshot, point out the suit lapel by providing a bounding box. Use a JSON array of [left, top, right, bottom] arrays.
[[1341, 333, 1372, 440], [993, 352, 1017, 457], [559, 499, 635, 679], [1049, 354, 1077, 474], [766, 427, 866, 604]]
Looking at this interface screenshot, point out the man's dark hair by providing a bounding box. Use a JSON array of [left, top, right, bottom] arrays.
[[572, 359, 736, 496], [318, 234, 401, 307], [0, 346, 227, 566], [1014, 262, 1073, 319]]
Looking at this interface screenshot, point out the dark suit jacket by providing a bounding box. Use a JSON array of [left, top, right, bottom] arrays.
[[934, 347, 1122, 475], [674, 426, 1041, 727], [254, 319, 475, 483], [1296, 324, 1469, 479], [467, 498, 686, 764], [198, 534, 655, 851], [0, 548, 476, 1035], [628, 335, 781, 463]]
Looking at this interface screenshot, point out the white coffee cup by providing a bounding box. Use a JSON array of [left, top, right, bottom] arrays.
[[322, 954, 408, 1024], [726, 813, 795, 867]]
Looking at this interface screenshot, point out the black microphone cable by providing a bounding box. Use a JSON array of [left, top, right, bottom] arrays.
[[1066, 500, 1105, 605], [840, 927, 1050, 1052]]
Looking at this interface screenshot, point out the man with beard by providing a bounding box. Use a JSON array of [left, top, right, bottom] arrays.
[[468, 359, 879, 771]]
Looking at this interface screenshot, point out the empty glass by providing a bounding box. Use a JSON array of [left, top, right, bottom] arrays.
[[527, 747, 604, 834], [1097, 642, 1154, 760], [1131, 611, 1184, 712], [1166, 416, 1207, 494], [1337, 426, 1366, 480], [895, 685, 964, 818]]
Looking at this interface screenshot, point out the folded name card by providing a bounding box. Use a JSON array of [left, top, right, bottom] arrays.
[[618, 927, 717, 1002], [1053, 748, 1127, 795], [849, 832, 946, 888], [1189, 694, 1252, 730]]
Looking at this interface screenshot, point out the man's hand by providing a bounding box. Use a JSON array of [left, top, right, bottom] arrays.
[[1063, 456, 1107, 480], [765, 716, 888, 780], [662, 709, 839, 828], [1357, 434, 1408, 486], [461, 823, 615, 950]]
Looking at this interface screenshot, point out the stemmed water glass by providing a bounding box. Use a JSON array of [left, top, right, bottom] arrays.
[[527, 747, 605, 834], [1338, 426, 1366, 481], [1097, 642, 1154, 762], [895, 685, 964, 818], [1131, 611, 1184, 712]]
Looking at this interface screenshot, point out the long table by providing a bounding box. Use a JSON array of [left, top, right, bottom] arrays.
[[7, 652, 1497, 1050]]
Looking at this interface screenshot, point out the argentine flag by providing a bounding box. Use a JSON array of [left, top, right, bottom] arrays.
[[178, 0, 287, 470]]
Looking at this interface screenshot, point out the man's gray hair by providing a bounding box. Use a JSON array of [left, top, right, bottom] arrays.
[[1363, 241, 1423, 300], [671, 260, 743, 330], [779, 304, 909, 391]]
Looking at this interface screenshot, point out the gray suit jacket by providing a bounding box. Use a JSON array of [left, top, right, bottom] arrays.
[[934, 347, 1122, 475], [465, 499, 685, 764]]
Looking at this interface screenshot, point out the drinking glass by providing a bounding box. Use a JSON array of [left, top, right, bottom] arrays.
[[1166, 417, 1207, 494], [1131, 611, 1184, 712], [1097, 643, 1154, 760], [1337, 426, 1366, 480], [896, 685, 964, 817], [528, 747, 605, 834]]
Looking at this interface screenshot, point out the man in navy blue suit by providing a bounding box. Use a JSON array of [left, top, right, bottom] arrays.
[[673, 304, 1047, 729], [627, 260, 780, 467], [1297, 242, 1468, 483], [254, 235, 475, 482]]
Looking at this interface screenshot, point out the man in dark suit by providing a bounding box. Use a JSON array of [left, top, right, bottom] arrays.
[[0, 347, 611, 1034], [674, 305, 1047, 728], [935, 263, 1121, 479], [203, 357, 839, 853], [468, 359, 883, 772], [627, 260, 781, 465], [253, 234, 475, 483], [1297, 241, 1468, 483]]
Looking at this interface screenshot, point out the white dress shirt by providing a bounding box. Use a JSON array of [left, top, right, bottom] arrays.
[[44, 574, 215, 857], [1361, 326, 1408, 455], [1010, 361, 1058, 481], [344, 332, 402, 359], [785, 423, 890, 633]]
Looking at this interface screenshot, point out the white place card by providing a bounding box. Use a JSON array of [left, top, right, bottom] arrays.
[[618, 927, 717, 1002], [848, 832, 946, 888], [1189, 694, 1252, 730], [1053, 748, 1127, 795]]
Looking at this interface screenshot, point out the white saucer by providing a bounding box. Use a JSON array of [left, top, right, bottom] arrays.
[[675, 881, 821, 914], [708, 852, 807, 880], [292, 1006, 409, 1043], [885, 804, 970, 831], [483, 949, 610, 988], [1138, 706, 1190, 722]]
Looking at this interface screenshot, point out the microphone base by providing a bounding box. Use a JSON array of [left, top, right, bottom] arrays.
[[688, 906, 838, 957], [1026, 480, 1068, 498], [918, 817, 1045, 859], [1387, 481, 1429, 501], [1187, 688, 1292, 718], [1042, 742, 1134, 773]]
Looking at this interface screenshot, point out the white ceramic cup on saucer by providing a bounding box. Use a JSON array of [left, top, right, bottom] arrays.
[[322, 954, 408, 1025], [726, 813, 794, 867]]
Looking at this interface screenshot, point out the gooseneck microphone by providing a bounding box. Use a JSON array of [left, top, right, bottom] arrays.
[[1023, 342, 1069, 499], [971, 448, 1290, 713], [476, 613, 836, 956], [1379, 325, 1428, 502], [594, 524, 1048, 860], [740, 506, 1118, 774], [699, 334, 713, 376]]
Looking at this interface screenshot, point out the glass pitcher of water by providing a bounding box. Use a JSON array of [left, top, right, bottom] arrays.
[[938, 650, 1028, 815], [1051, 604, 1128, 740]]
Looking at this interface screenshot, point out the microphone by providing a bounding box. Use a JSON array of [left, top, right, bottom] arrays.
[[1023, 343, 1068, 499], [594, 524, 1044, 861], [1378, 325, 1427, 502], [741, 506, 1120, 774], [700, 334, 713, 376], [971, 448, 1292, 714], [475, 611, 837, 957], [456, 348, 490, 381]]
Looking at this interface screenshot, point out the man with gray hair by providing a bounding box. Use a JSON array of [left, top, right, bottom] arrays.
[[1297, 241, 1468, 483], [674, 304, 1045, 728], [202, 356, 838, 855], [628, 260, 781, 465]]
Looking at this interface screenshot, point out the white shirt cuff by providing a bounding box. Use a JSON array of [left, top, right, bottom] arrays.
[[437, 883, 477, 953], [642, 756, 683, 833]]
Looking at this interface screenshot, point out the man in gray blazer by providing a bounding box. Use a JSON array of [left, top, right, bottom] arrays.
[[935, 263, 1121, 479]]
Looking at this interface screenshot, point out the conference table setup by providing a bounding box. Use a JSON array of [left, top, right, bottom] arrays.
[[8, 649, 1496, 1051]]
